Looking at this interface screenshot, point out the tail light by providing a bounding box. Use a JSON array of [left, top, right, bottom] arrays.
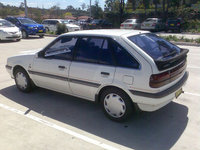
[[152, 23, 156, 26], [177, 22, 180, 26], [150, 62, 186, 88], [129, 24, 133, 27], [166, 21, 168, 26], [120, 24, 124, 27]]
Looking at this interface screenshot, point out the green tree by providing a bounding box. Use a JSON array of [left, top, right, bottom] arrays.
[[91, 0, 103, 19]]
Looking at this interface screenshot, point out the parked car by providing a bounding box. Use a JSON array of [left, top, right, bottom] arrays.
[[42, 19, 80, 33], [61, 20, 80, 31], [0, 19, 21, 41], [120, 19, 141, 29], [141, 18, 165, 31], [165, 18, 184, 33], [5, 17, 45, 39], [88, 19, 112, 29], [6, 30, 189, 121]]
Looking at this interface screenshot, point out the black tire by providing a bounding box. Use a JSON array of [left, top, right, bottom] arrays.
[[45, 27, 49, 32], [14, 68, 32, 93], [22, 30, 28, 39], [100, 88, 133, 122], [39, 34, 44, 38], [16, 39, 21, 42]]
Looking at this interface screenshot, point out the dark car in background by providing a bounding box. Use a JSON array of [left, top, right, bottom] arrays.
[[165, 18, 183, 33], [88, 19, 112, 29], [5, 17, 46, 38]]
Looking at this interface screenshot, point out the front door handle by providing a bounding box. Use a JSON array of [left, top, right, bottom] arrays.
[[58, 65, 66, 69], [101, 72, 110, 76]]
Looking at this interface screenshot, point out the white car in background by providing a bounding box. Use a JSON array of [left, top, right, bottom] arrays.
[[6, 30, 188, 121], [0, 19, 21, 41], [141, 18, 165, 31], [42, 19, 80, 33], [120, 19, 141, 29]]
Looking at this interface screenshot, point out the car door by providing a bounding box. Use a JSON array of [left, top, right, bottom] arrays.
[[69, 37, 116, 100], [30, 36, 78, 94]]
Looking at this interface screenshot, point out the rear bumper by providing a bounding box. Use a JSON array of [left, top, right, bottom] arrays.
[[129, 71, 189, 111]]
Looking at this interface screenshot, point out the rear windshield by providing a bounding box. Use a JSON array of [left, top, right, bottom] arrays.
[[145, 18, 157, 22], [124, 19, 135, 23], [128, 33, 181, 60]]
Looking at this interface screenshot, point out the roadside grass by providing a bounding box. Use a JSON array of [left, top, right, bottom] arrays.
[[160, 35, 200, 44]]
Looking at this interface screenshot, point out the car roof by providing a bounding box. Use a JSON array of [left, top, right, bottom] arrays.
[[63, 29, 149, 37]]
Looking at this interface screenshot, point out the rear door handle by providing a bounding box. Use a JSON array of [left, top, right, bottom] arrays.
[[58, 65, 66, 69], [101, 72, 110, 76]]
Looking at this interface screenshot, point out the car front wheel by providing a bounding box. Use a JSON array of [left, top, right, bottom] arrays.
[[101, 88, 133, 122], [14, 68, 32, 92], [22, 30, 28, 39]]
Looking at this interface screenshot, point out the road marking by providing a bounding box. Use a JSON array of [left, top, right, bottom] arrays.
[[0, 103, 119, 150], [187, 66, 200, 69], [185, 92, 200, 97]]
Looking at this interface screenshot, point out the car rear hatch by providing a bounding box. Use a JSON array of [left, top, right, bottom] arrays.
[[127, 33, 188, 89]]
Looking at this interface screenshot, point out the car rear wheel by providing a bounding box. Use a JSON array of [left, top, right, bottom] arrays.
[[22, 30, 28, 39], [14, 68, 32, 92], [101, 88, 133, 122], [39, 35, 44, 38]]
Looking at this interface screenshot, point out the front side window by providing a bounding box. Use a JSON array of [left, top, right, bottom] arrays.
[[44, 36, 77, 60], [112, 40, 140, 69], [75, 37, 113, 65]]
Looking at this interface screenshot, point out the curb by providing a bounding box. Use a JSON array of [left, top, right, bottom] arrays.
[[171, 41, 200, 47], [45, 34, 58, 37]]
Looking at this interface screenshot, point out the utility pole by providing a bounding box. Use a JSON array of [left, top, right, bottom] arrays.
[[24, 0, 28, 17], [90, 0, 91, 18]]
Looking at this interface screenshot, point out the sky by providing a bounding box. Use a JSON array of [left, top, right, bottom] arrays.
[[0, 0, 105, 9]]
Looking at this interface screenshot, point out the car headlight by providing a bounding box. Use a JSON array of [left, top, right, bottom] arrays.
[[0, 30, 7, 34]]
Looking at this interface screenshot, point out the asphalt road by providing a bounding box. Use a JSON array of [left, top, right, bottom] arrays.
[[0, 36, 199, 150]]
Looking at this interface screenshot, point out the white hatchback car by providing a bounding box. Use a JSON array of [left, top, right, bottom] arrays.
[[42, 19, 80, 33], [6, 30, 189, 121], [0, 19, 21, 41]]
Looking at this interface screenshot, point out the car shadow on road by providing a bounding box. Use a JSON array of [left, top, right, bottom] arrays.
[[0, 85, 189, 150]]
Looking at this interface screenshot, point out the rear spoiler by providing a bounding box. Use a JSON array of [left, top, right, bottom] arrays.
[[155, 48, 189, 71]]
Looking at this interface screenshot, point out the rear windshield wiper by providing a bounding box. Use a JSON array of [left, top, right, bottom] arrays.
[[163, 50, 177, 58]]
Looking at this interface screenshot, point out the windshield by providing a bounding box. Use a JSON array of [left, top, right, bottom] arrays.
[[18, 18, 37, 24], [61, 20, 69, 24], [91, 20, 101, 24], [128, 33, 181, 60], [0, 20, 15, 27]]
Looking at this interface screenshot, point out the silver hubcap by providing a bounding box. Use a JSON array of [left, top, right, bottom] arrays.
[[15, 72, 27, 90], [104, 93, 126, 118]]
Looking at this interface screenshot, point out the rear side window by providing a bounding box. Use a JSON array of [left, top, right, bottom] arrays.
[[128, 33, 181, 60], [111, 41, 140, 69], [75, 37, 113, 65]]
